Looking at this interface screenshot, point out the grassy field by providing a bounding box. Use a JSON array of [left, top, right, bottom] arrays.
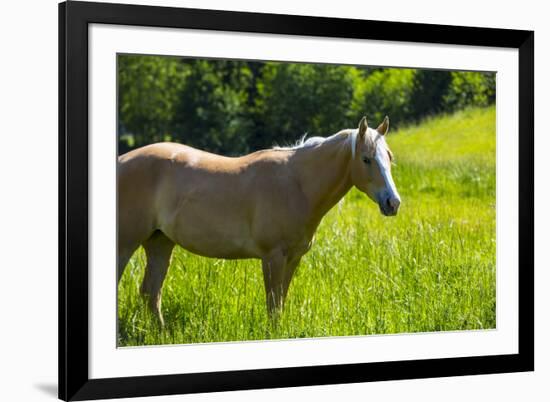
[[118, 106, 496, 346]]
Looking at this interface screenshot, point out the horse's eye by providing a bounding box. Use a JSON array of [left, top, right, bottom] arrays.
[[362, 157, 371, 165]]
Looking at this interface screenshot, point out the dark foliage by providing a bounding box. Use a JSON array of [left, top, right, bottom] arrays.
[[118, 55, 495, 155]]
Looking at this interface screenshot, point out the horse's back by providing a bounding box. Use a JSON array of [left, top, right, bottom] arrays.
[[118, 144, 178, 248], [118, 143, 262, 257], [118, 142, 308, 259], [118, 143, 214, 231], [119, 142, 216, 167]]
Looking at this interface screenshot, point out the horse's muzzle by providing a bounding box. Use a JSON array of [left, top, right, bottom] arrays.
[[379, 196, 400, 216]]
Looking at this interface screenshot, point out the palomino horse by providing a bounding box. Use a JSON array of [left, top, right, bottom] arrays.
[[118, 116, 401, 325]]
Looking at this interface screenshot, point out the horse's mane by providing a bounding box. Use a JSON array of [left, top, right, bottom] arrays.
[[273, 128, 381, 160]]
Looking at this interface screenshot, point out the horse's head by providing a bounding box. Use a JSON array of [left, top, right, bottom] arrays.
[[350, 116, 401, 216]]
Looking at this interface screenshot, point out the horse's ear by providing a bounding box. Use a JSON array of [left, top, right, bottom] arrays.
[[358, 116, 368, 139], [377, 116, 390, 135]]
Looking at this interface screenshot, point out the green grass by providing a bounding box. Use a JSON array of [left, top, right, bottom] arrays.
[[118, 106, 496, 346]]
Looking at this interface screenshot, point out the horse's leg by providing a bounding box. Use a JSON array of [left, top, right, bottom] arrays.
[[262, 249, 305, 319], [118, 238, 140, 284], [261, 249, 288, 319], [281, 255, 302, 303], [140, 231, 175, 326], [117, 207, 154, 284], [117, 250, 132, 284]]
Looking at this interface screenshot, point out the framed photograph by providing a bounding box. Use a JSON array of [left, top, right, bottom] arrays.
[[59, 1, 534, 400]]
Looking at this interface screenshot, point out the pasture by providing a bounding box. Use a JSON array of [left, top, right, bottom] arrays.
[[118, 106, 496, 346]]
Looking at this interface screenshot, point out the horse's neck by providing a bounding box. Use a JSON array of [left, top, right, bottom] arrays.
[[293, 135, 353, 225]]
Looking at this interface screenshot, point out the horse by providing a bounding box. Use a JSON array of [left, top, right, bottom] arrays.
[[117, 116, 401, 325]]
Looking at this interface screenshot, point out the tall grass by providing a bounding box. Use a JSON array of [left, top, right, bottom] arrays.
[[118, 106, 496, 346]]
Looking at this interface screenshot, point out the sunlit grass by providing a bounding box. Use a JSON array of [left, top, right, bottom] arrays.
[[118, 106, 496, 346]]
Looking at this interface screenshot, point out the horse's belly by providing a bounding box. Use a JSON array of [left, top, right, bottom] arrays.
[[177, 237, 256, 260], [161, 207, 259, 259]]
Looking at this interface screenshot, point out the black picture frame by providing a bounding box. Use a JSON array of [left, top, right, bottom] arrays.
[[59, 1, 534, 400]]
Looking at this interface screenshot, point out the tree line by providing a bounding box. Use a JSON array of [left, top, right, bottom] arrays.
[[118, 55, 495, 155]]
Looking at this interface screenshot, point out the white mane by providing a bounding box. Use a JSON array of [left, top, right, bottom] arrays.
[[350, 129, 358, 160], [274, 130, 362, 159]]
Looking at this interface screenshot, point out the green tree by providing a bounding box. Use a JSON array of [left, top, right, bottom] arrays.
[[410, 69, 453, 118], [254, 63, 355, 147], [171, 60, 255, 155], [117, 54, 496, 156], [443, 71, 496, 111], [349, 68, 416, 127], [118, 55, 186, 153]]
